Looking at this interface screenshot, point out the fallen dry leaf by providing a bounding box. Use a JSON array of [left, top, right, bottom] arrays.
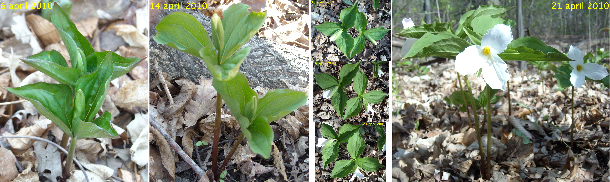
[[3, 119, 52, 151], [33, 141, 62, 182], [82, 163, 114, 180], [183, 77, 216, 128], [272, 143, 287, 181], [68, 170, 105, 182], [130, 116, 149, 167], [108, 24, 147, 49], [118, 168, 141, 182], [25, 14, 60, 47], [114, 79, 148, 110], [151, 126, 175, 179], [75, 139, 106, 164], [74, 17, 98, 38], [11, 170, 39, 182], [0, 146, 18, 182]]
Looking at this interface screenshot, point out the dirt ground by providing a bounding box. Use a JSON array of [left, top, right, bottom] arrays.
[[392, 58, 610, 181]]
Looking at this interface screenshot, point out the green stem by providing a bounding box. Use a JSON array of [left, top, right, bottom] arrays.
[[64, 137, 77, 176], [218, 133, 245, 174], [571, 86, 575, 149], [464, 76, 487, 177], [212, 93, 223, 180], [486, 85, 492, 174], [457, 73, 473, 128]]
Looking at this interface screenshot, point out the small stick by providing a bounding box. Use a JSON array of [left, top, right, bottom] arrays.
[[153, 59, 174, 104], [218, 133, 245, 174], [0, 135, 90, 182], [193, 136, 203, 167], [0, 100, 27, 106], [150, 119, 205, 181]]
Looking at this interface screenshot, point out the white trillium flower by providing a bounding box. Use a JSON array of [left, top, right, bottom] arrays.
[[567, 45, 609, 88], [455, 24, 513, 90], [349, 167, 365, 182], [402, 18, 414, 29], [316, 138, 328, 148]]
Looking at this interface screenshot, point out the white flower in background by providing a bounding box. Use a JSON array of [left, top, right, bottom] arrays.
[[382, 143, 386, 152], [349, 167, 365, 182], [455, 24, 513, 90], [377, 68, 383, 77], [322, 90, 332, 99], [402, 18, 414, 29], [316, 138, 328, 148], [567, 46, 609, 88], [365, 105, 375, 115]]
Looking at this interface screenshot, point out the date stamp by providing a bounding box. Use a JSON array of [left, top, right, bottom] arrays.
[[314, 61, 337, 65], [552, 2, 609, 11], [150, 2, 208, 11], [0, 2, 53, 10], [362, 122, 385, 126]]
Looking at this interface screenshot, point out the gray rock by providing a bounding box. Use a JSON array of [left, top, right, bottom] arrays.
[[149, 9, 309, 92]]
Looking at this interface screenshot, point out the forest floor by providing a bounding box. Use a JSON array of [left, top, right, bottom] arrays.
[[391, 58, 610, 181], [313, 61, 389, 181], [0, 0, 149, 181], [148, 0, 310, 181]]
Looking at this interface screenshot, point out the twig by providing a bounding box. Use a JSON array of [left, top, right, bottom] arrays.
[[198, 139, 234, 153], [149, 118, 205, 181], [153, 59, 174, 104], [0, 135, 90, 182], [218, 133, 245, 174], [0, 100, 27, 106], [193, 136, 203, 167]]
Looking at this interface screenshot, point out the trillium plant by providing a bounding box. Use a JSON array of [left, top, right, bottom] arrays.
[[314, 2, 389, 59], [314, 62, 388, 119], [153, 4, 307, 181], [319, 123, 384, 178], [5, 3, 142, 176], [398, 5, 582, 179]]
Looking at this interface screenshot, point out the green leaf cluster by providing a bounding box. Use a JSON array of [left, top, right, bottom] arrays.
[[153, 4, 307, 159], [320, 123, 384, 178], [313, 2, 389, 59], [399, 5, 572, 62], [314, 62, 387, 119], [449, 85, 500, 112], [153, 4, 266, 81], [6, 3, 142, 140]]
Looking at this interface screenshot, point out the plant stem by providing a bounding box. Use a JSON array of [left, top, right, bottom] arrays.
[[60, 133, 69, 149], [218, 133, 245, 175], [464, 76, 487, 178], [506, 81, 513, 117], [457, 73, 473, 128], [212, 93, 223, 180], [571, 86, 575, 149], [1, 135, 90, 182], [64, 137, 77, 176], [486, 86, 492, 175]]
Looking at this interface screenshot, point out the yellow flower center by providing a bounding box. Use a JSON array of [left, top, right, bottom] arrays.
[[577, 65, 583, 72], [482, 46, 491, 56]]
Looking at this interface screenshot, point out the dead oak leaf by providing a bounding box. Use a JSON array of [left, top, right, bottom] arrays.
[[33, 141, 61, 182], [151, 126, 175, 179], [183, 77, 216, 128]]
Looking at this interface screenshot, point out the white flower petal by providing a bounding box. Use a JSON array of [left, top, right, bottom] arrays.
[[323, 90, 332, 99], [353, 167, 365, 180], [480, 24, 512, 54], [567, 45, 584, 64], [582, 63, 609, 80], [402, 18, 414, 29], [316, 138, 328, 148], [481, 54, 509, 90], [570, 69, 586, 88], [382, 143, 386, 152], [455, 45, 485, 75]]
